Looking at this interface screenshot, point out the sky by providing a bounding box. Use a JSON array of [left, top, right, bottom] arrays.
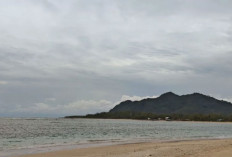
[[0, 0, 232, 117]]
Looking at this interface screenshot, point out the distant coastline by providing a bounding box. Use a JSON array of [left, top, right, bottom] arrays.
[[65, 92, 232, 122], [65, 112, 232, 122]]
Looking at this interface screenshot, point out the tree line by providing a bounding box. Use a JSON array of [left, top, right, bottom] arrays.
[[65, 111, 232, 122]]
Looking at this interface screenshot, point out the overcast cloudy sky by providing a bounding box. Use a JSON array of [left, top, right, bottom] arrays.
[[0, 0, 232, 117]]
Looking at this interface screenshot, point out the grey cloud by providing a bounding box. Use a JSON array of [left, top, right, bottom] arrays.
[[0, 0, 232, 117]]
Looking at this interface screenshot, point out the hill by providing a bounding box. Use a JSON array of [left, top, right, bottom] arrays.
[[109, 92, 232, 115], [65, 92, 232, 121]]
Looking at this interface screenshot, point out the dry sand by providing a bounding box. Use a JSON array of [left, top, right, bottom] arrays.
[[18, 139, 232, 157]]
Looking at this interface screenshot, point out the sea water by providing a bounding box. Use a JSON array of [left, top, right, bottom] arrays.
[[1, 118, 232, 156]]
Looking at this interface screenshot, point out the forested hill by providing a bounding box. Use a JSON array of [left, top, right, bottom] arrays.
[[109, 92, 232, 115]]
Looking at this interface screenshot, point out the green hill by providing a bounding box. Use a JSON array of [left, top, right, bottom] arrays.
[[110, 92, 232, 115]]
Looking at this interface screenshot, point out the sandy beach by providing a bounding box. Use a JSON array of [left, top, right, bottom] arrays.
[[18, 138, 232, 157]]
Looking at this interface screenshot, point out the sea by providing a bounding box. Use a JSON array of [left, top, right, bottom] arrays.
[[1, 118, 232, 157]]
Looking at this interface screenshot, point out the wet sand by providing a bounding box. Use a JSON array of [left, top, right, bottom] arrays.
[[18, 138, 232, 157]]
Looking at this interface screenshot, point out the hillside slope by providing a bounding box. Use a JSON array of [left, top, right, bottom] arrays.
[[110, 92, 232, 115]]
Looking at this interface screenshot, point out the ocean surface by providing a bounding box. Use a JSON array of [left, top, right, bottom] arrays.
[[1, 118, 232, 157]]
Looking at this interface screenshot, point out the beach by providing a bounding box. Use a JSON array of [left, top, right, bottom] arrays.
[[18, 138, 232, 157], [2, 119, 232, 157]]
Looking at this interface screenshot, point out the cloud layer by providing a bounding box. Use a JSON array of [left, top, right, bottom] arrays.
[[0, 0, 232, 117]]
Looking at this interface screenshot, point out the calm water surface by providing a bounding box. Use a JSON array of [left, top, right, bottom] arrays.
[[1, 118, 232, 156]]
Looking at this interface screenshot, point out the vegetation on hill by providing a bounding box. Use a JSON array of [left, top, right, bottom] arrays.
[[110, 92, 232, 115], [65, 111, 232, 122], [65, 92, 232, 122]]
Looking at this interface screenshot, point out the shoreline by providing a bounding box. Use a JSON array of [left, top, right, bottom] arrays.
[[64, 117, 232, 123], [3, 137, 232, 157], [2, 117, 232, 123], [17, 138, 232, 157], [2, 119, 232, 157]]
